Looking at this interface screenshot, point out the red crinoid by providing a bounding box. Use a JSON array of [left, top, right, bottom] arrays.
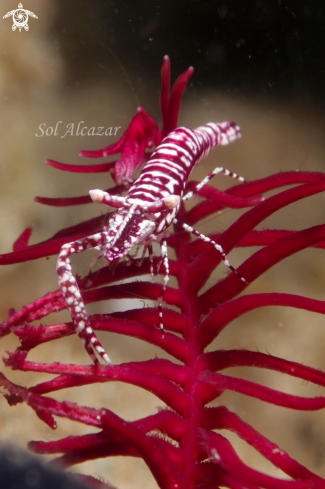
[[1, 57, 325, 489]]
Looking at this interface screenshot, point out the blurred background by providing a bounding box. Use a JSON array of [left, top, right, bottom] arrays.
[[1, 1, 325, 488]]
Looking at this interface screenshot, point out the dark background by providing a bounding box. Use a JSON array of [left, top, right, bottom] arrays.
[[53, 0, 325, 108]]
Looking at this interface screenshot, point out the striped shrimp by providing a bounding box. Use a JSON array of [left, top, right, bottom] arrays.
[[57, 121, 244, 365]]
